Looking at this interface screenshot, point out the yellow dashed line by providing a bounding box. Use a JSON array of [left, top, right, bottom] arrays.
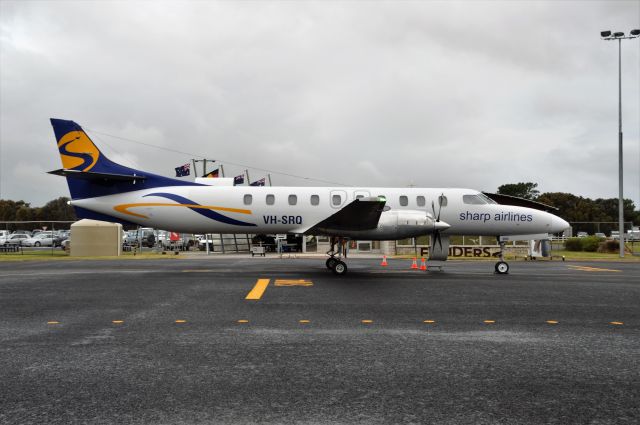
[[237, 320, 249, 324], [299, 320, 310, 324], [112, 320, 124, 324], [423, 320, 436, 324], [175, 319, 187, 324], [610, 321, 624, 326], [47, 321, 60, 325], [546, 320, 558, 324], [361, 320, 373, 324], [568, 265, 621, 273], [274, 279, 313, 286], [483, 320, 495, 324], [246, 279, 270, 300]]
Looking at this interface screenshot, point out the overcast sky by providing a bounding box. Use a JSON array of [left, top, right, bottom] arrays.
[[1, 0, 639, 208]]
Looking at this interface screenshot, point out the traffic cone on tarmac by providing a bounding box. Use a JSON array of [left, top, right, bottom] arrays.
[[410, 257, 418, 269], [420, 257, 427, 271], [381, 255, 388, 267]]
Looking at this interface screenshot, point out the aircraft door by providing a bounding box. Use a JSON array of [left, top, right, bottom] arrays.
[[330, 190, 347, 209]]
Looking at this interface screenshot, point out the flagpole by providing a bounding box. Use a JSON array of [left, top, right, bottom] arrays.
[[202, 159, 207, 177], [220, 165, 225, 177], [192, 159, 198, 177], [268, 174, 272, 186], [245, 170, 250, 186]]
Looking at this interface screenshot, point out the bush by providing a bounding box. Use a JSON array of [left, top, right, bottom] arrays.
[[580, 236, 602, 252], [564, 238, 582, 251], [598, 239, 619, 253]]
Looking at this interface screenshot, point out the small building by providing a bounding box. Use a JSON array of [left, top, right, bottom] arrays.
[[70, 219, 122, 257]]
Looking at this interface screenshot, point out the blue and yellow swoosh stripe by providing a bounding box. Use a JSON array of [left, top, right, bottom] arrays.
[[114, 192, 257, 227]]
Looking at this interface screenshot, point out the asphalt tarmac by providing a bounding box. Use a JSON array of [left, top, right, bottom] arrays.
[[1, 257, 639, 424]]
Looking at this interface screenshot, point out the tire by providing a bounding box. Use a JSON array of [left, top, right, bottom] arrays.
[[495, 261, 509, 274], [34, 242, 41, 247], [326, 257, 338, 269], [332, 261, 348, 275]]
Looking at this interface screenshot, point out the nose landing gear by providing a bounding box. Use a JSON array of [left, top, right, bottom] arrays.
[[326, 237, 348, 275], [495, 240, 509, 274]]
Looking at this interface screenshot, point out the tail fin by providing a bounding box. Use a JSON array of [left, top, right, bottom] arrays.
[[50, 118, 198, 200]]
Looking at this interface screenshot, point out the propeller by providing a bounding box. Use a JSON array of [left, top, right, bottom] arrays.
[[429, 193, 448, 251]]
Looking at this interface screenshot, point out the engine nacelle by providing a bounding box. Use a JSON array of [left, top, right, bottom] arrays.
[[428, 235, 450, 261], [335, 210, 435, 240]]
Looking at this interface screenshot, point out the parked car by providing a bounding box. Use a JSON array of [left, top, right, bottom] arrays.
[[594, 232, 606, 239], [61, 239, 70, 251], [576, 231, 588, 238], [22, 233, 57, 247], [1, 234, 29, 245]]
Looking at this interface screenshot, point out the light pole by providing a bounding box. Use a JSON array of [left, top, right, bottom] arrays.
[[600, 29, 640, 258]]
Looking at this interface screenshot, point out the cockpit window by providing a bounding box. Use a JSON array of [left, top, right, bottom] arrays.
[[478, 192, 497, 204], [463, 194, 487, 205]]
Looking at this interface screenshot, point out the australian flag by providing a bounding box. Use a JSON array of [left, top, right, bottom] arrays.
[[234, 174, 245, 185], [250, 177, 266, 186], [175, 163, 190, 177]]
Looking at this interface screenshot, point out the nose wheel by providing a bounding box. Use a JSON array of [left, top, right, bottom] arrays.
[[495, 261, 509, 274], [494, 239, 509, 274]]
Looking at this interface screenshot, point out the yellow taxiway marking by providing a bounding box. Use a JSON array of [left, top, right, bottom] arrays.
[[483, 320, 496, 324], [175, 319, 187, 324], [361, 320, 373, 324], [246, 279, 270, 300], [112, 320, 124, 324], [237, 320, 249, 324], [47, 321, 60, 325], [423, 320, 436, 324], [274, 279, 313, 287], [568, 265, 621, 273], [182, 269, 213, 273], [299, 320, 310, 324], [610, 321, 624, 325], [546, 320, 559, 324]]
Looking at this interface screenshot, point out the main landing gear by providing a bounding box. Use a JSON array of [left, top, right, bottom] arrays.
[[495, 240, 509, 274], [326, 237, 348, 275]]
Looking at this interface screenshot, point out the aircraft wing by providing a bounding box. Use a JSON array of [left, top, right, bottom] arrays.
[[303, 197, 386, 234]]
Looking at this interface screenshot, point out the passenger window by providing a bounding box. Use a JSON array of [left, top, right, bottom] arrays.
[[243, 194, 252, 205], [266, 194, 275, 205], [356, 194, 364, 200], [332, 194, 342, 206], [310, 195, 319, 206], [463, 194, 486, 205], [399, 195, 408, 206], [288, 194, 297, 205], [417, 196, 425, 207]]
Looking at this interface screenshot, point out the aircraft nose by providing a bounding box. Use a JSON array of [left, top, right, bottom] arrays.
[[550, 215, 570, 234]]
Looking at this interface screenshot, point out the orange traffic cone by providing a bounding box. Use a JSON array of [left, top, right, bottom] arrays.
[[410, 257, 418, 269], [420, 257, 427, 270], [380, 255, 388, 267]]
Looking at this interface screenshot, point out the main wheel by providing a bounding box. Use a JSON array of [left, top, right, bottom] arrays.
[[332, 260, 348, 275], [326, 257, 338, 269], [34, 241, 41, 247], [495, 261, 509, 274]]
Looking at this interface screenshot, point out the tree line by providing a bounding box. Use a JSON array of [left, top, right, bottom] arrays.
[[496, 182, 640, 232], [0, 197, 77, 224]]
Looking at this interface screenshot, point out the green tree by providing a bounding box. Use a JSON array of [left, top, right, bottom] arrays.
[[497, 182, 540, 200]]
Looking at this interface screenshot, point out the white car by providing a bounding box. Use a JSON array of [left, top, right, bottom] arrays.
[[22, 233, 56, 247], [1, 234, 29, 245]]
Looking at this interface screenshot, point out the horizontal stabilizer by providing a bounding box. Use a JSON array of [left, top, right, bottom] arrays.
[[48, 169, 147, 183], [306, 197, 386, 234]]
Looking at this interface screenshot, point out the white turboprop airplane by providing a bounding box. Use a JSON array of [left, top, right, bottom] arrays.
[[49, 119, 569, 275]]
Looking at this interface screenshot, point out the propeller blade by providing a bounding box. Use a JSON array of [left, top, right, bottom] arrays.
[[436, 193, 443, 222]]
